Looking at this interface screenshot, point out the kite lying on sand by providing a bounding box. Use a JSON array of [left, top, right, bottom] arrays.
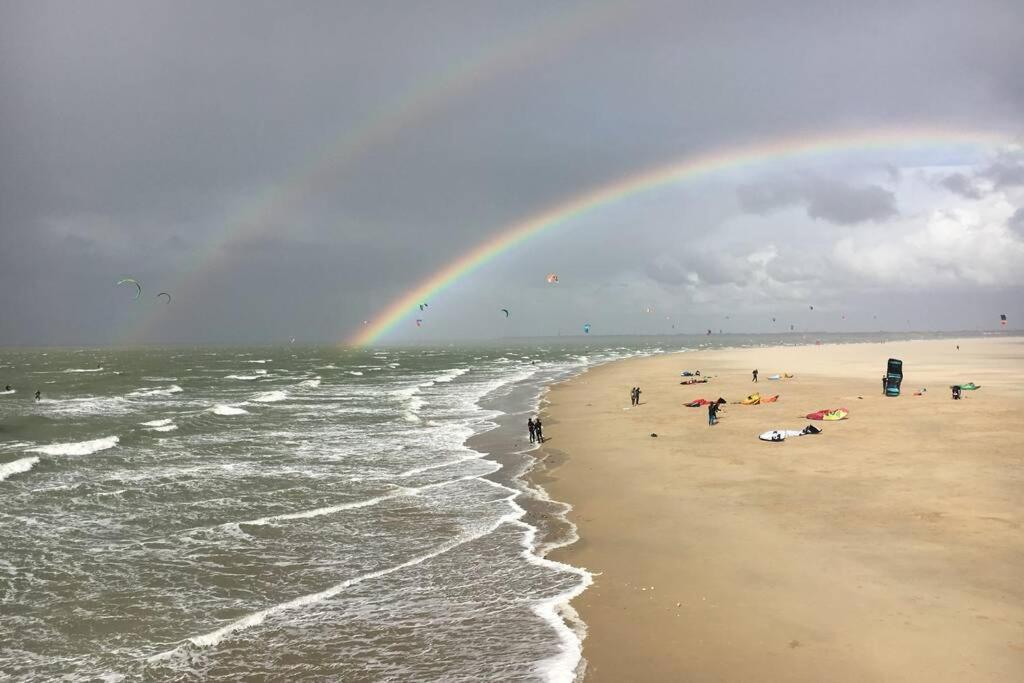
[[805, 408, 849, 420]]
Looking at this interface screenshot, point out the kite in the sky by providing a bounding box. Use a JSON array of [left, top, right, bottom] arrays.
[[157, 292, 171, 303], [117, 278, 142, 300], [1001, 314, 1008, 326], [583, 322, 591, 334], [501, 309, 510, 318], [419, 303, 428, 311], [415, 319, 423, 327], [809, 305, 814, 311], [546, 273, 559, 284]]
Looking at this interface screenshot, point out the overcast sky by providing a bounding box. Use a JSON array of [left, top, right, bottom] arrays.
[[2, 0, 1022, 345]]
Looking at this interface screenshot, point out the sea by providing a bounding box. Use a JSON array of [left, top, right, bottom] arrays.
[[0, 332, 989, 681]]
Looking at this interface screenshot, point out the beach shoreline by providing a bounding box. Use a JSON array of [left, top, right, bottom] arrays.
[[533, 337, 1024, 681]]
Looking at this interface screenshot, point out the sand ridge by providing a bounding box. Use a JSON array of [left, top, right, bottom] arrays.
[[536, 337, 1024, 682]]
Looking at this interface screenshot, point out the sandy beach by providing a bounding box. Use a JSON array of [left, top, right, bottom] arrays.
[[536, 337, 1024, 681]]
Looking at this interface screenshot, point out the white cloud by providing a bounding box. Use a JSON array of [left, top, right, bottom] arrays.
[[831, 202, 1024, 287]]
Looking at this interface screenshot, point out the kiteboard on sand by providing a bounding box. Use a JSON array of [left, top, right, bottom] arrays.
[[759, 425, 822, 442]]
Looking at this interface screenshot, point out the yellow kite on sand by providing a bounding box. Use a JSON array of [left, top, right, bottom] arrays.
[[739, 393, 779, 405]]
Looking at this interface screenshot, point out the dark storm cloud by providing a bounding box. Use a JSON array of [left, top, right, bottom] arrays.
[[1009, 208, 1024, 237], [737, 179, 898, 225], [939, 173, 984, 199], [982, 152, 1024, 189], [1, 0, 1023, 344]]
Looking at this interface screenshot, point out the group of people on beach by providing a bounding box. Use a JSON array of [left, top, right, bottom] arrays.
[[630, 386, 642, 406], [527, 417, 544, 444]]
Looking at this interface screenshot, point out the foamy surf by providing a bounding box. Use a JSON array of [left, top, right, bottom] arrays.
[[225, 374, 262, 380], [128, 385, 183, 398], [148, 504, 522, 665], [141, 419, 178, 432], [27, 436, 119, 456], [0, 456, 40, 482], [210, 404, 249, 416], [250, 391, 288, 403], [62, 367, 104, 373]]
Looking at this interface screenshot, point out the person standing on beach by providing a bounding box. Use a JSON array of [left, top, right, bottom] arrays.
[[527, 418, 536, 444], [635, 387, 642, 405], [630, 387, 636, 406], [708, 401, 719, 425], [752, 369, 758, 382], [534, 418, 544, 443]]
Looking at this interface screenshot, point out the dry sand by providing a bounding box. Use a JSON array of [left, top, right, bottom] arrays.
[[535, 337, 1024, 682]]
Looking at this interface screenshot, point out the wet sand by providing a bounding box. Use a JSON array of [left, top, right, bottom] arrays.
[[535, 337, 1024, 681]]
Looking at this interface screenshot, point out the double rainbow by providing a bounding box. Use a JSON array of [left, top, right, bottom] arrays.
[[349, 124, 1009, 346]]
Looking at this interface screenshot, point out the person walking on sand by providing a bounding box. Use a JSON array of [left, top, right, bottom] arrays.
[[534, 418, 544, 443], [527, 418, 536, 444], [752, 369, 758, 382]]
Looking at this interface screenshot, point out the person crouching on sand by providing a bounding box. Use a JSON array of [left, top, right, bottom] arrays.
[[708, 401, 720, 425], [527, 418, 536, 444]]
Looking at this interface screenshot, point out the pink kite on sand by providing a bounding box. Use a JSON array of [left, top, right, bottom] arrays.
[[806, 408, 849, 420]]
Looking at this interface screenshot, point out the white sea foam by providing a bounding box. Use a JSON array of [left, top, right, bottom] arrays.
[[28, 436, 119, 456], [62, 367, 104, 373], [128, 385, 183, 398], [244, 359, 271, 364], [210, 404, 249, 416], [236, 475, 478, 528], [432, 367, 469, 383], [140, 419, 174, 427], [250, 390, 288, 403], [0, 389, 15, 395], [348, 371, 364, 376], [297, 378, 321, 388], [0, 456, 39, 482], [142, 376, 178, 382], [225, 374, 262, 380], [148, 425, 178, 432]]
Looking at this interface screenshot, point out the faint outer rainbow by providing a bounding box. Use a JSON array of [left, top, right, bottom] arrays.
[[125, 2, 627, 343], [349, 124, 1010, 346]]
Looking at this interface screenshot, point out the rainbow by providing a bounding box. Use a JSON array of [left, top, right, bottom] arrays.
[[349, 124, 1010, 346], [125, 2, 626, 343]]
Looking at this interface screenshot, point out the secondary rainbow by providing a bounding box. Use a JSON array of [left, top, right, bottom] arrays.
[[349, 124, 1010, 345], [123, 3, 625, 344]]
